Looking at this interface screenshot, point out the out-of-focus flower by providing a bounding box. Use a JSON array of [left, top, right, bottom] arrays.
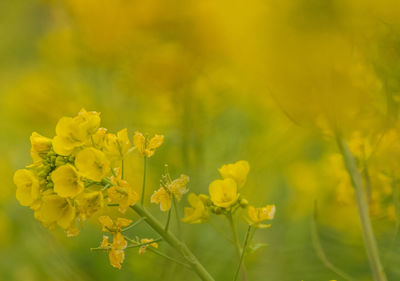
[[182, 193, 210, 224], [30, 132, 52, 162], [218, 160, 250, 189], [13, 169, 40, 207], [133, 131, 164, 157], [53, 109, 100, 155], [103, 128, 131, 160]]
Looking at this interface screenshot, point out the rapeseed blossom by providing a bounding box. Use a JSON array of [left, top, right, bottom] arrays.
[[151, 173, 189, 211], [246, 205, 276, 228], [12, 109, 160, 236], [133, 131, 164, 157]]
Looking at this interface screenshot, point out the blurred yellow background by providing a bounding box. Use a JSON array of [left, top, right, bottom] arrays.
[[2, 0, 400, 280]]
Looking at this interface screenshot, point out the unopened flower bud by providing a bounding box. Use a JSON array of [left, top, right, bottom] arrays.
[[211, 206, 222, 214], [240, 198, 249, 208]]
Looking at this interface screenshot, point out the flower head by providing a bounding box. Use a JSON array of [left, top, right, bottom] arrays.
[[98, 216, 132, 269], [151, 174, 189, 211], [75, 191, 104, 220], [182, 193, 210, 224], [30, 132, 52, 162], [35, 194, 77, 234], [246, 205, 276, 228], [53, 109, 100, 155], [13, 169, 40, 207], [75, 147, 110, 181], [103, 128, 131, 160], [169, 174, 189, 201], [133, 132, 164, 157], [151, 187, 171, 211], [51, 164, 84, 198], [209, 178, 239, 208], [107, 170, 138, 213], [219, 160, 250, 189]]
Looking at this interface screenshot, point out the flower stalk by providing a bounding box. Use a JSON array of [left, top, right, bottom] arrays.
[[336, 135, 387, 281], [131, 204, 215, 281]]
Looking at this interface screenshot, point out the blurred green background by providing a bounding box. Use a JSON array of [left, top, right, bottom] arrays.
[[2, 0, 400, 280]]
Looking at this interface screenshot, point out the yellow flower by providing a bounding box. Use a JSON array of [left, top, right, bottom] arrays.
[[53, 109, 100, 155], [151, 187, 171, 211], [107, 171, 138, 213], [91, 127, 107, 148], [108, 248, 125, 269], [98, 215, 132, 232], [209, 178, 239, 208], [35, 194, 77, 230], [138, 238, 158, 255], [133, 131, 164, 157], [246, 205, 276, 228], [151, 174, 189, 211], [75, 147, 110, 181], [77, 108, 101, 135], [98, 216, 131, 269], [218, 160, 250, 189], [51, 164, 84, 197], [13, 169, 40, 207], [75, 191, 104, 220], [182, 193, 210, 224], [30, 132, 52, 162], [103, 128, 131, 160], [168, 174, 189, 201]]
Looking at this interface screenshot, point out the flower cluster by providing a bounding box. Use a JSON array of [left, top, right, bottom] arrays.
[[13, 109, 163, 237], [14, 109, 275, 276], [182, 160, 276, 228]]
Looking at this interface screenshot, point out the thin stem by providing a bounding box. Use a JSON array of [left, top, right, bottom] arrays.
[[148, 247, 192, 270], [311, 201, 356, 281], [227, 212, 241, 258], [233, 225, 252, 281], [131, 204, 215, 281], [173, 196, 182, 236], [140, 156, 147, 205], [125, 237, 163, 249], [165, 207, 172, 232], [122, 217, 146, 232], [336, 135, 387, 281], [226, 212, 247, 281]]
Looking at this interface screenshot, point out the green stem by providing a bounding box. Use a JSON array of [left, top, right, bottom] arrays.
[[173, 196, 182, 236], [122, 217, 146, 232], [233, 225, 252, 281], [140, 156, 147, 205], [226, 212, 247, 281], [311, 201, 355, 281], [336, 135, 387, 281], [131, 204, 215, 281], [148, 247, 192, 270], [165, 207, 172, 231]]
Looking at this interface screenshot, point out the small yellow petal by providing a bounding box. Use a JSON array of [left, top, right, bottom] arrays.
[[52, 164, 84, 198], [75, 148, 110, 181]]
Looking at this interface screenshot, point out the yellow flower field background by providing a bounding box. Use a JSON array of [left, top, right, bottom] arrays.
[[2, 0, 400, 280]]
